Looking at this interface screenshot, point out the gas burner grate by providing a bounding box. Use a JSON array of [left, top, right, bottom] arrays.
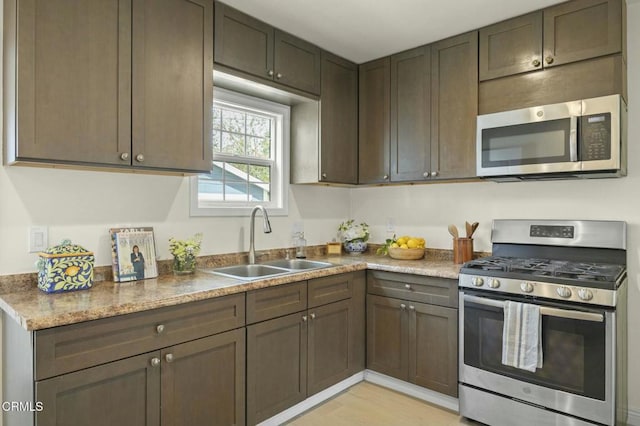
[[555, 263, 624, 282]]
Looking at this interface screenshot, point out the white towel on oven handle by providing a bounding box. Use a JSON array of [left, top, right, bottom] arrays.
[[501, 301, 543, 372]]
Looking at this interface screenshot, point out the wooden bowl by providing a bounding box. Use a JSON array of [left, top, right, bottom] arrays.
[[388, 247, 425, 260]]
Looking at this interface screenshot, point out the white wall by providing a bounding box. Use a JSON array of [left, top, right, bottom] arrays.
[[351, 1, 640, 418]]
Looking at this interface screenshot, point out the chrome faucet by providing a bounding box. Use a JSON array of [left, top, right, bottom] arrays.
[[248, 205, 272, 264]]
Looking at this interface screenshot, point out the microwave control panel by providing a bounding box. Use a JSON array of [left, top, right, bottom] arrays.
[[580, 113, 611, 161]]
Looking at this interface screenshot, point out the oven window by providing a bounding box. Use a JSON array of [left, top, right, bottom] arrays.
[[464, 300, 606, 400], [481, 118, 573, 167]]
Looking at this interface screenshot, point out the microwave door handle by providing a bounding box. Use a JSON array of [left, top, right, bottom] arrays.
[[463, 294, 603, 322], [569, 116, 578, 162]]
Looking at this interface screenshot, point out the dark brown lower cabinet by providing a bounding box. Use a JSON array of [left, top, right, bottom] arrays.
[[36, 352, 161, 426], [247, 312, 308, 425], [367, 294, 458, 397], [161, 329, 246, 426], [35, 329, 245, 426]]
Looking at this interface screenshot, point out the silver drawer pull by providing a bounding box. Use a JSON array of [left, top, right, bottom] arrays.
[[404, 284, 411, 290], [463, 294, 604, 322], [150, 357, 160, 367], [165, 353, 174, 363], [156, 324, 165, 334], [400, 304, 406, 310]]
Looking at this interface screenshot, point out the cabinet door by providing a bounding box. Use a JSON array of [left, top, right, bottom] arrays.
[[13, 0, 131, 166], [274, 30, 321, 95], [161, 329, 245, 426], [359, 58, 391, 184], [36, 352, 160, 426], [214, 2, 274, 80], [479, 12, 543, 81], [543, 0, 622, 68], [366, 295, 408, 381], [430, 31, 478, 180], [132, 0, 213, 172], [247, 312, 308, 425], [390, 46, 432, 182], [409, 302, 458, 397], [308, 299, 357, 395], [319, 52, 358, 184]]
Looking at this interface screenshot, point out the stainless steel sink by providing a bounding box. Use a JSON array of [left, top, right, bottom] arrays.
[[202, 264, 291, 280], [262, 259, 333, 270]]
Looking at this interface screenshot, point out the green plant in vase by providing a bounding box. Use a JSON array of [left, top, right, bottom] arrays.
[[169, 233, 203, 274]]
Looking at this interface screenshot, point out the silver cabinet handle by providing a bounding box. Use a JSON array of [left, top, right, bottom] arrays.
[[400, 304, 406, 310], [165, 353, 174, 363], [136, 154, 144, 163], [409, 305, 415, 310], [383, 175, 389, 180], [156, 324, 165, 335], [302, 315, 308, 322], [404, 284, 411, 290], [276, 72, 282, 79], [267, 70, 274, 77], [310, 313, 316, 320], [431, 171, 438, 177], [120, 152, 129, 161], [423, 172, 429, 178], [532, 59, 541, 67], [321, 173, 327, 179], [150, 357, 160, 367], [545, 56, 554, 65]]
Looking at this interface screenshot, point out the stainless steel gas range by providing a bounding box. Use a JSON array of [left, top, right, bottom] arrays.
[[458, 220, 627, 426]]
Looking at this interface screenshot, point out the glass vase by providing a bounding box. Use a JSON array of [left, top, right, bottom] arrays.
[[173, 255, 196, 275]]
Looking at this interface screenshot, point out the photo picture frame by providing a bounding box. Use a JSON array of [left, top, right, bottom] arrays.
[[109, 227, 158, 282]]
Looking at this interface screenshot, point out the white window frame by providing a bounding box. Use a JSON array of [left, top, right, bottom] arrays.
[[190, 87, 290, 217]]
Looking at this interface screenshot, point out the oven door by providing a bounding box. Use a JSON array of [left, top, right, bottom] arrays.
[[476, 100, 581, 177], [459, 290, 616, 425]]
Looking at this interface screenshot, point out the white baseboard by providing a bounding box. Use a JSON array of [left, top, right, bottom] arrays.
[[257, 372, 365, 426], [628, 407, 640, 426], [364, 370, 459, 412]]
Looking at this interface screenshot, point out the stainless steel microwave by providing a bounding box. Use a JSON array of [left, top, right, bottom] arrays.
[[476, 94, 627, 181]]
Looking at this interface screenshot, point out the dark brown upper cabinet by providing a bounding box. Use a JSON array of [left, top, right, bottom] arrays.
[[479, 12, 543, 81], [390, 46, 432, 182], [480, 0, 624, 81], [543, 0, 623, 68], [4, 0, 213, 173], [430, 31, 478, 180], [214, 2, 320, 95], [358, 57, 391, 184], [319, 52, 359, 184]]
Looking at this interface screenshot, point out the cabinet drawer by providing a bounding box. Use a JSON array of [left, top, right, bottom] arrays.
[[308, 273, 354, 308], [367, 271, 458, 308], [35, 293, 245, 380], [247, 281, 307, 324]]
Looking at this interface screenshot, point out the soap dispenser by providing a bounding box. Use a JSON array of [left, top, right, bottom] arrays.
[[295, 232, 307, 259]]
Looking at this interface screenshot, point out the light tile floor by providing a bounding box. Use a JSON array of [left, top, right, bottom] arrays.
[[287, 382, 481, 426]]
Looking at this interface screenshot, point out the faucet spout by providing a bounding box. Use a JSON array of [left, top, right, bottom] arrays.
[[249, 205, 271, 264]]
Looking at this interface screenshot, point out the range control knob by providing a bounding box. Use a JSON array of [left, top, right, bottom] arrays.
[[520, 282, 534, 293], [556, 286, 572, 298], [488, 279, 501, 289], [472, 277, 484, 287], [578, 288, 594, 301]]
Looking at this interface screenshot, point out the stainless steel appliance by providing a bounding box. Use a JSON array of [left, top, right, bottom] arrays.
[[459, 220, 627, 426], [476, 95, 627, 181]]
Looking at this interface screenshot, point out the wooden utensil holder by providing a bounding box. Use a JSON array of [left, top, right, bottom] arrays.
[[453, 238, 473, 264]]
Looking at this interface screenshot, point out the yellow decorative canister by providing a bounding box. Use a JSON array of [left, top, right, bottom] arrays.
[[37, 240, 94, 293]]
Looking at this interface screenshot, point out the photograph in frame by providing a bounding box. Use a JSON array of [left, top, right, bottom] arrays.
[[109, 227, 158, 282]]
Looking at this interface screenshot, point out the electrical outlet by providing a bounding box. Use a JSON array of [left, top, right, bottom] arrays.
[[386, 218, 396, 234], [29, 226, 48, 253]]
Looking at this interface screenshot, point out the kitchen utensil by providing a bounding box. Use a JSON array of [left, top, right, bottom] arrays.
[[448, 224, 459, 239], [469, 222, 479, 238], [465, 221, 472, 238]]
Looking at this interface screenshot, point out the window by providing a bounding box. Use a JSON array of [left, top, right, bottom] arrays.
[[191, 87, 290, 216]]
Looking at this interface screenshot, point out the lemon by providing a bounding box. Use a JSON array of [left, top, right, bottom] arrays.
[[400, 243, 409, 249], [391, 243, 399, 248], [407, 239, 419, 249], [396, 237, 407, 246]]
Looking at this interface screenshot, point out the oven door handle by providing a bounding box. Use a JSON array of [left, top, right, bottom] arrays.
[[569, 115, 578, 162], [463, 294, 604, 322]]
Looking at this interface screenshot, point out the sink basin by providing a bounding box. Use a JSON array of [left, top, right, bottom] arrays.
[[203, 264, 291, 280], [262, 259, 333, 270]]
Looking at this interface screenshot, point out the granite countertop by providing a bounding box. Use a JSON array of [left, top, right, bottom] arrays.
[[0, 254, 462, 331]]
